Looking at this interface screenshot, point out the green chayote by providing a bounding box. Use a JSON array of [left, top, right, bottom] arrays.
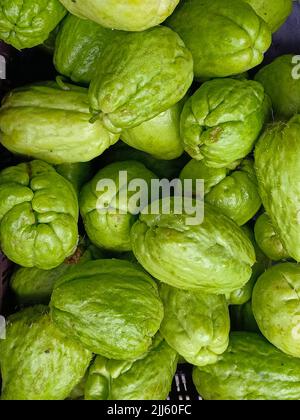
[[167, 0, 271, 79], [242, 0, 292, 32], [180, 78, 270, 167], [59, 0, 180, 32], [0, 82, 119, 164], [56, 162, 94, 194], [0, 160, 78, 269], [193, 332, 300, 400], [50, 259, 164, 359], [84, 335, 178, 400], [159, 284, 230, 366], [0, 0, 67, 50], [0, 306, 92, 400], [89, 26, 193, 133], [230, 301, 259, 333]]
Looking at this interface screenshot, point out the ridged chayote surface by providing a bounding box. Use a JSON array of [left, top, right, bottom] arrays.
[[242, 0, 292, 32]]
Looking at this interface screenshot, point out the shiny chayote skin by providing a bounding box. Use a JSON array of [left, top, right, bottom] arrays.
[[255, 117, 300, 262], [255, 55, 300, 120], [80, 161, 156, 252], [254, 213, 290, 261], [253, 263, 300, 358], [131, 199, 256, 294], [59, 0, 180, 32], [167, 0, 271, 79], [54, 14, 118, 85], [193, 332, 300, 400], [56, 162, 94, 194], [0, 306, 92, 400], [121, 102, 184, 160], [89, 26, 194, 133], [50, 259, 164, 359], [159, 284, 230, 366], [0, 160, 79, 269], [0, 82, 119, 164], [180, 78, 270, 167], [230, 301, 260, 333], [84, 335, 178, 400], [0, 0, 66, 50]]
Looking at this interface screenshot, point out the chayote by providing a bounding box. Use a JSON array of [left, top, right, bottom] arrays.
[[180, 78, 271, 167], [255, 54, 300, 120], [253, 263, 300, 358], [58, 0, 180, 32], [0, 0, 67, 50], [0, 81, 119, 164], [56, 162, 94, 194], [0, 305, 92, 400], [193, 332, 300, 400], [166, 0, 271, 79], [255, 117, 300, 262], [89, 26, 194, 133], [131, 199, 256, 294], [159, 284, 230, 366], [50, 259, 164, 359], [84, 335, 178, 400], [80, 161, 156, 252], [230, 301, 260, 333], [0, 160, 79, 270]]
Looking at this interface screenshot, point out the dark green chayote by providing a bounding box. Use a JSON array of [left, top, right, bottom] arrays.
[[230, 301, 259, 333], [56, 162, 94, 194]]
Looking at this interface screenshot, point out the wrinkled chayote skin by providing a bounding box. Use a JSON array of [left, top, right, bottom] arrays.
[[193, 332, 300, 400], [180, 78, 271, 167], [54, 14, 118, 85], [159, 284, 230, 366], [56, 162, 94, 194], [0, 160, 79, 269], [230, 301, 260, 333], [80, 161, 156, 252], [0, 0, 67, 50], [254, 213, 290, 261], [167, 0, 271, 79], [84, 335, 178, 400], [131, 199, 256, 294], [50, 259, 164, 359], [253, 263, 300, 358], [242, 0, 292, 32], [59, 0, 180, 32], [0, 82, 119, 164], [0, 306, 92, 400], [255, 55, 300, 120], [121, 102, 184, 160], [255, 117, 300, 262], [89, 26, 194, 133]]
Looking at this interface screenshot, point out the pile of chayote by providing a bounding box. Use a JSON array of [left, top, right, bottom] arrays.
[[0, 0, 299, 401]]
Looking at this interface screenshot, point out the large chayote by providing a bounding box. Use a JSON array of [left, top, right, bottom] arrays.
[[131, 199, 256, 294], [167, 0, 271, 79], [59, 0, 179, 32], [253, 263, 300, 358], [255, 117, 300, 262], [180, 78, 271, 166], [193, 332, 300, 400], [0, 0, 67, 50], [80, 161, 156, 252], [0, 82, 119, 164], [89, 26, 193, 133], [84, 335, 178, 400], [0, 306, 92, 400], [50, 260, 164, 359], [0, 160, 79, 269], [159, 284, 230, 366]]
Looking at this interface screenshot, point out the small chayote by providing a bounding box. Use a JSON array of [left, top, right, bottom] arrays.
[[0, 0, 67, 50], [0, 160, 79, 269], [255, 117, 300, 262], [50, 259, 164, 359], [167, 0, 271, 79], [230, 301, 260, 333], [180, 78, 271, 167], [159, 284, 230, 366], [253, 263, 300, 358], [80, 161, 156, 252], [55, 162, 94, 195], [58, 0, 180, 32], [89, 26, 194, 133], [84, 335, 178, 400], [0, 82, 119, 164], [0, 306, 92, 400]]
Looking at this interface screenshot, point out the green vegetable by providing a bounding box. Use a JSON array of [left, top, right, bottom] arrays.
[[56, 162, 94, 194], [230, 301, 259, 333]]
